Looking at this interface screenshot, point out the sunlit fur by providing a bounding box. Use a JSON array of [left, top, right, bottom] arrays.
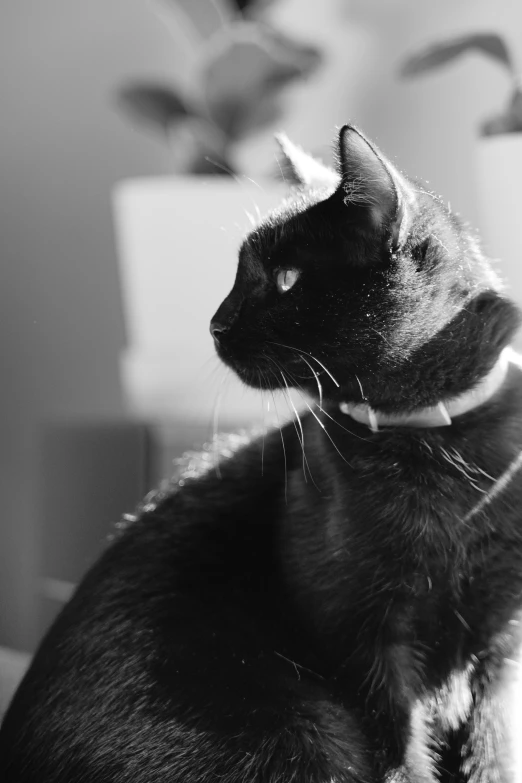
[[2, 126, 522, 783]]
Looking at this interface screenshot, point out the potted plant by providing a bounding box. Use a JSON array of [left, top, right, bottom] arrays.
[[399, 33, 522, 341], [113, 0, 321, 426]]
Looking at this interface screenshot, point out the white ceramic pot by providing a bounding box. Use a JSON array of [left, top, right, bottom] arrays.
[[112, 176, 291, 426], [476, 134, 522, 349]]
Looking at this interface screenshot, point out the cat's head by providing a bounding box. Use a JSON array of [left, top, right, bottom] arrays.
[[210, 125, 520, 411]]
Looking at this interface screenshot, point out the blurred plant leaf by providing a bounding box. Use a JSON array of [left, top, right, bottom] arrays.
[[481, 85, 522, 135], [158, 0, 237, 41], [117, 84, 193, 138], [400, 33, 513, 78], [202, 22, 321, 139], [231, 0, 257, 11], [232, 0, 277, 15], [115, 5, 324, 173]]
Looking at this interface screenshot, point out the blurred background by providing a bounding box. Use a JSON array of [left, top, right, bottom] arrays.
[[1, 0, 522, 679]]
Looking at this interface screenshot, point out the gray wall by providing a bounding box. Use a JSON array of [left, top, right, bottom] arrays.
[[0, 0, 182, 650]]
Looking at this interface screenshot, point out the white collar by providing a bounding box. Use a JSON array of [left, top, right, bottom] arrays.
[[339, 347, 517, 431]]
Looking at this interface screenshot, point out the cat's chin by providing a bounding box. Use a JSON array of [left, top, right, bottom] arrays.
[[237, 366, 280, 391], [220, 358, 281, 392]]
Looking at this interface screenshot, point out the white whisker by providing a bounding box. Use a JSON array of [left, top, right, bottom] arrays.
[[282, 360, 370, 445], [268, 386, 288, 504], [316, 402, 372, 443], [355, 374, 366, 401], [274, 153, 288, 186], [297, 395, 353, 469], [277, 368, 321, 492], [439, 446, 487, 493], [244, 209, 256, 227], [212, 385, 225, 480], [267, 340, 340, 388], [259, 370, 271, 477], [300, 355, 323, 408]]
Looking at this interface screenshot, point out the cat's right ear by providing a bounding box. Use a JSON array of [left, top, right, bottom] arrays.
[[275, 133, 339, 190]]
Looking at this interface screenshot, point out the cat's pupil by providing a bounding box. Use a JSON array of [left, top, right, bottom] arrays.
[[276, 268, 300, 293]]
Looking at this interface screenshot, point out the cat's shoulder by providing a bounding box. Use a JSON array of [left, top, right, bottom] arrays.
[[111, 418, 302, 542]]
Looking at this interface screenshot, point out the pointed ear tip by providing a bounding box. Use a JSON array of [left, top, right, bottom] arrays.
[[274, 131, 291, 150], [338, 123, 365, 141]]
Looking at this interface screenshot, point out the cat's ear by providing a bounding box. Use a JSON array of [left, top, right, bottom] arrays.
[[275, 133, 339, 190], [336, 124, 415, 250]]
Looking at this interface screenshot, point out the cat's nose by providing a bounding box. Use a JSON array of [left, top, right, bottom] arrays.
[[210, 321, 228, 344]]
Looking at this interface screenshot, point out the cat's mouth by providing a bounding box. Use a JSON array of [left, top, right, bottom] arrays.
[[215, 341, 299, 391]]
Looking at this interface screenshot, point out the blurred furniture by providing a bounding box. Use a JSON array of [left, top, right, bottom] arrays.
[[36, 421, 152, 640], [0, 418, 220, 714], [35, 418, 220, 644], [0, 646, 31, 717], [113, 176, 285, 425]]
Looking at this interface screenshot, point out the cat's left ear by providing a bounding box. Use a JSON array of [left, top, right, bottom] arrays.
[[275, 133, 340, 190], [336, 124, 416, 250]]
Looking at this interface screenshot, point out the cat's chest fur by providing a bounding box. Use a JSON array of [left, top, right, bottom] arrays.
[[278, 401, 522, 696]]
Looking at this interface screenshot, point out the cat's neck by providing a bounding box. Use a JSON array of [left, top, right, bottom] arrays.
[[339, 347, 518, 431]]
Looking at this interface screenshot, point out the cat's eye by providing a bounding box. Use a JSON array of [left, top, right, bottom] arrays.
[[275, 268, 300, 293]]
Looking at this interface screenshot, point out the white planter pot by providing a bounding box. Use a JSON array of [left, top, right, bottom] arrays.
[[476, 135, 522, 349], [113, 176, 290, 425]]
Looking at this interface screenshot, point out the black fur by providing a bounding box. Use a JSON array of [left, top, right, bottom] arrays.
[[2, 125, 522, 782]]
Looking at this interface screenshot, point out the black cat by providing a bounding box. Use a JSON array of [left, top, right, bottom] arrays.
[[2, 125, 522, 782]]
